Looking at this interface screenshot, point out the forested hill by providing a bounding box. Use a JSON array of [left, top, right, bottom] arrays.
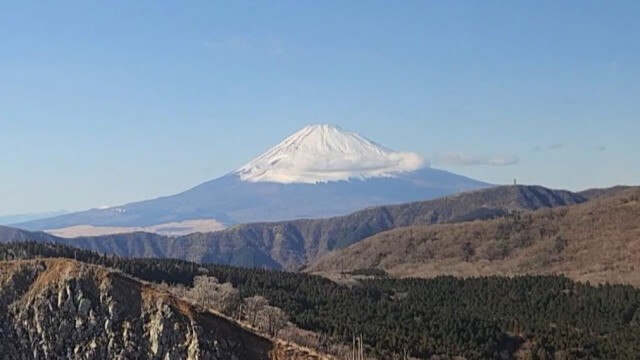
[[308, 187, 640, 286], [1, 241, 640, 359], [2, 185, 585, 269], [0, 225, 170, 258]]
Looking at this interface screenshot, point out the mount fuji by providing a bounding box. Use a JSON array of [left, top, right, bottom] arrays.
[[15, 124, 490, 235], [235, 124, 425, 184]]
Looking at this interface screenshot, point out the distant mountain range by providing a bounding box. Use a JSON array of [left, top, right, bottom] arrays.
[[1, 185, 586, 270], [14, 124, 488, 235], [0, 210, 69, 225]]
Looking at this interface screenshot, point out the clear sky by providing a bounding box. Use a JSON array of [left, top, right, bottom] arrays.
[[1, 1, 639, 216]]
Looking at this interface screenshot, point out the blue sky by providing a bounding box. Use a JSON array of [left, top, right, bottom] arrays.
[[1, 1, 639, 215]]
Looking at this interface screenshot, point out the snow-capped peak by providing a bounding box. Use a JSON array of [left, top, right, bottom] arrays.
[[234, 124, 425, 184]]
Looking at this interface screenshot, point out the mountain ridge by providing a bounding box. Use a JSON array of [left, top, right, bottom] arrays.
[[307, 187, 640, 286], [15, 168, 489, 232], [2, 185, 586, 270]]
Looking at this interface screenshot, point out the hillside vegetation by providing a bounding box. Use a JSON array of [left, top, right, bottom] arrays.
[[2, 185, 585, 270], [1, 242, 640, 359], [308, 187, 640, 286], [578, 185, 633, 200]]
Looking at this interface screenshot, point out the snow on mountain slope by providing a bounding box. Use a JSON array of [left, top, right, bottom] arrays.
[[235, 124, 425, 184], [14, 124, 490, 234]]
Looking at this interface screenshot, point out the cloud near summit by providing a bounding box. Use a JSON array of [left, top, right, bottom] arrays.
[[434, 151, 518, 167]]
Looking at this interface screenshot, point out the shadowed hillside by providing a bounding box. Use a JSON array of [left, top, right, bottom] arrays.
[[308, 187, 640, 286], [3, 185, 585, 270]]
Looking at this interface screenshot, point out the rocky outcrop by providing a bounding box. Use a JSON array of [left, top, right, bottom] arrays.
[[0, 259, 326, 360]]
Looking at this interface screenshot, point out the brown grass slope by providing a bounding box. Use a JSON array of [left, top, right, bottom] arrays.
[[2, 185, 586, 270], [578, 185, 634, 200], [0, 258, 329, 360], [308, 187, 640, 286]]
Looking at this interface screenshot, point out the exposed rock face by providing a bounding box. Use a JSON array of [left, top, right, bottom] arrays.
[[0, 259, 324, 360]]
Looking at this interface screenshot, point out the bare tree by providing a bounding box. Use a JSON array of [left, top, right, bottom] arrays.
[[162, 282, 188, 299], [243, 295, 268, 327], [260, 305, 288, 337], [187, 276, 240, 316]]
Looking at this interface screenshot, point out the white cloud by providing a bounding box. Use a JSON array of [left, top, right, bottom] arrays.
[[532, 143, 564, 153], [434, 151, 518, 166], [203, 36, 252, 51], [204, 35, 284, 58]]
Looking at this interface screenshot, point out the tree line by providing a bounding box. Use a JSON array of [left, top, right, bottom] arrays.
[[1, 242, 639, 359]]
